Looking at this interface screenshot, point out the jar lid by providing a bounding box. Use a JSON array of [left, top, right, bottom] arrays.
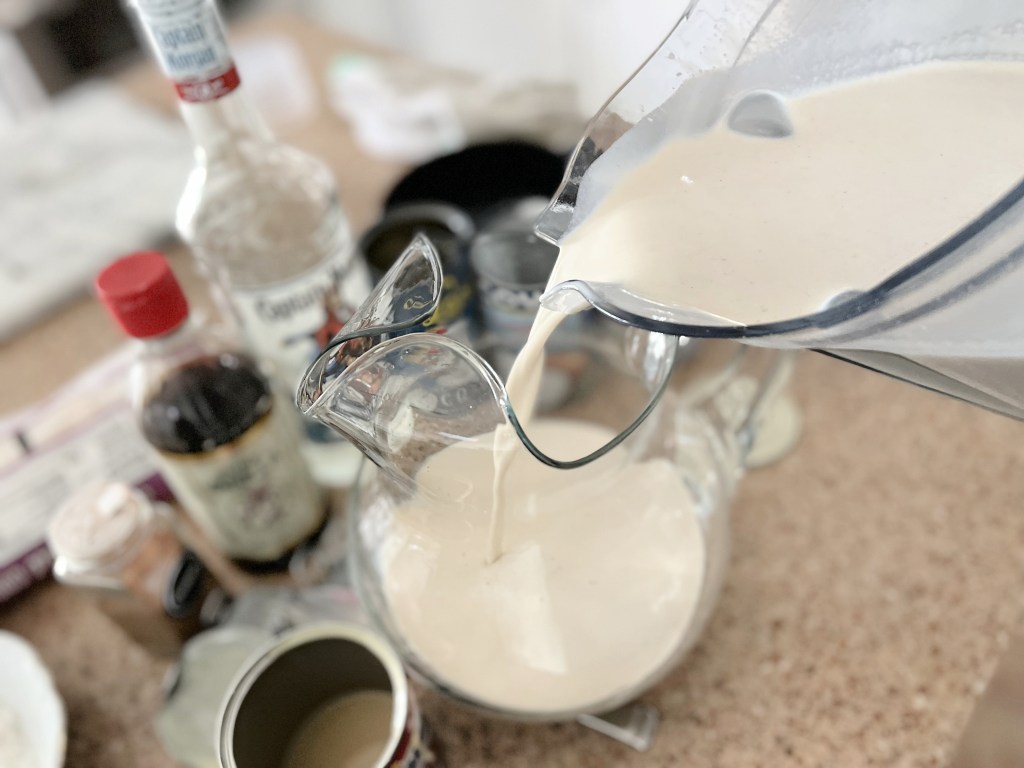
[[47, 483, 152, 566]]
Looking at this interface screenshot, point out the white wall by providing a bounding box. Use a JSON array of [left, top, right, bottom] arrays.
[[300, 0, 686, 117]]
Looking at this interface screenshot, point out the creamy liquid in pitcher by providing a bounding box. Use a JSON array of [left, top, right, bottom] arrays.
[[384, 60, 1024, 713], [383, 420, 706, 712]]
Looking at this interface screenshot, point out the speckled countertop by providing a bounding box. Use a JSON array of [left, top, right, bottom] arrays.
[[3, 14, 1024, 768], [5, 351, 1024, 767]]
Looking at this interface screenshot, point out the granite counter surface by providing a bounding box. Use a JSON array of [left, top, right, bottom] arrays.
[[5, 353, 1024, 766]]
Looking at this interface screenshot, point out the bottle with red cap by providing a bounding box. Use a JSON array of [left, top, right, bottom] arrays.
[[96, 252, 326, 572]]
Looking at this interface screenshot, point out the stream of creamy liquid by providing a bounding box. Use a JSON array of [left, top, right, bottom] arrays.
[[488, 307, 565, 563]]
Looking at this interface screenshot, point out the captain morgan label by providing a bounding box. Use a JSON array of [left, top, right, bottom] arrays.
[[134, 0, 240, 102], [230, 216, 373, 395]]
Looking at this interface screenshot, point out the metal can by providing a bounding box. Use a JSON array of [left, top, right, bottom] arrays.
[[359, 203, 476, 341], [218, 622, 440, 768], [469, 229, 558, 351], [470, 228, 589, 413]]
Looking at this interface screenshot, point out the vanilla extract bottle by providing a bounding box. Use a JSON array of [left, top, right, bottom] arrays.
[[96, 251, 327, 572]]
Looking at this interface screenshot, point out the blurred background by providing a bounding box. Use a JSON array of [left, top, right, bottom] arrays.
[[1, 0, 684, 120], [3, 2, 1024, 766]]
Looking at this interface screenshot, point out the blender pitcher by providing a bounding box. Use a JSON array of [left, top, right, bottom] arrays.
[[296, 235, 786, 722], [536, 0, 1024, 420]]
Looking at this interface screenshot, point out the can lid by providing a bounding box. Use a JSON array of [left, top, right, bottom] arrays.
[[156, 625, 270, 767], [95, 251, 189, 338], [47, 483, 152, 566]]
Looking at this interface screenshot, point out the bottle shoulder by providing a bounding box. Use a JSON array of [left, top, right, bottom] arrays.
[[131, 321, 241, 399], [176, 142, 355, 287], [184, 142, 338, 214]]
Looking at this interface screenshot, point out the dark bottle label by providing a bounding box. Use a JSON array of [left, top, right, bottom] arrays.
[[142, 355, 323, 563]]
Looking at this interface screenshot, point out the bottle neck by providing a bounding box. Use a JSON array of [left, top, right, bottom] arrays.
[[129, 0, 275, 159], [179, 88, 274, 161], [133, 316, 233, 403], [138, 316, 204, 361]]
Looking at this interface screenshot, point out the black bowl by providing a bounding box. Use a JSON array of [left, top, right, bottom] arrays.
[[384, 142, 567, 224]]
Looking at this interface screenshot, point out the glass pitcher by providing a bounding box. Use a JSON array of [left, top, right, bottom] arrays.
[[536, 0, 1024, 420], [297, 236, 789, 719]]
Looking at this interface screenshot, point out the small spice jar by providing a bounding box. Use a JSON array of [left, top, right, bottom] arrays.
[[47, 482, 212, 657]]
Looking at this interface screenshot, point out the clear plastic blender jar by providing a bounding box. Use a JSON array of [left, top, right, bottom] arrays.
[[536, 0, 1024, 420]]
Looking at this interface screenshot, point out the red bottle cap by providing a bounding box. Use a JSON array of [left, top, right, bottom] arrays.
[[95, 251, 189, 338]]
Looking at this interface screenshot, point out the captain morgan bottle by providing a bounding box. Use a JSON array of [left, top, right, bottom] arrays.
[[125, 0, 373, 486]]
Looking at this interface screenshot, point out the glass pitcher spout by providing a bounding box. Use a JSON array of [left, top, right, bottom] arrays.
[[534, 0, 1024, 420], [296, 236, 691, 487], [297, 235, 498, 488], [296, 233, 445, 419]]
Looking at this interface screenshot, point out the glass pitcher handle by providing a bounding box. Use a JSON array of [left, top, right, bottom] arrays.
[[505, 341, 677, 470]]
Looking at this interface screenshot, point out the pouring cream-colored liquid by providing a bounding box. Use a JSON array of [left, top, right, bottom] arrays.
[[383, 60, 1024, 713], [550, 60, 1024, 326]]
